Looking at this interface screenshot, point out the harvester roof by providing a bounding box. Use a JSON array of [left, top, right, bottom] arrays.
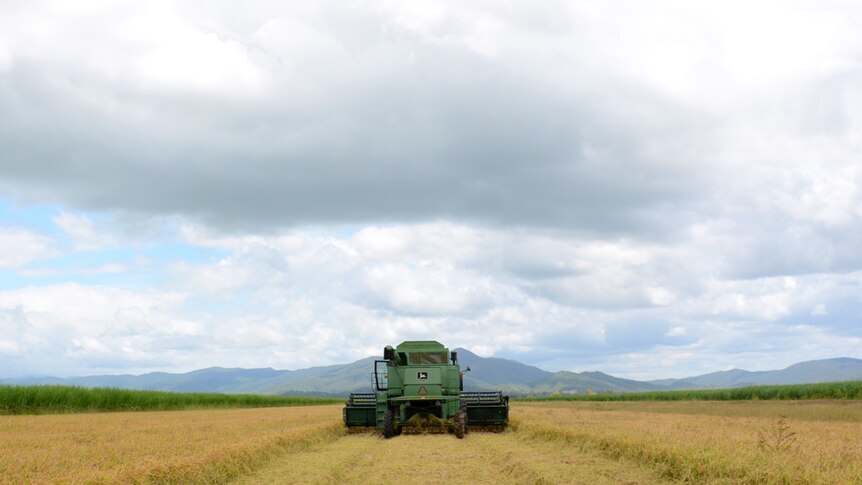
[[395, 340, 448, 352], [392, 340, 450, 366]]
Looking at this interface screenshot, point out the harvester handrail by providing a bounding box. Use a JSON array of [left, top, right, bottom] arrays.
[[460, 391, 508, 405], [346, 393, 376, 407]]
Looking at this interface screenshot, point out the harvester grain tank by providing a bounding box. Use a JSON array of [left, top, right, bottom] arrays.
[[343, 340, 509, 438]]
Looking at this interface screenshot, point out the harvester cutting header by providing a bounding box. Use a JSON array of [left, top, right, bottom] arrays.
[[343, 340, 509, 438]]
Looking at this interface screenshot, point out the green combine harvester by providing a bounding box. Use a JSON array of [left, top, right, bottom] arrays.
[[343, 340, 509, 438]]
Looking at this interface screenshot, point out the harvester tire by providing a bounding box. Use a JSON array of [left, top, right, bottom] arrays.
[[383, 409, 397, 439], [454, 411, 466, 439]]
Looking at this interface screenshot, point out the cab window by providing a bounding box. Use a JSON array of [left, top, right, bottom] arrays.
[[408, 352, 447, 365]]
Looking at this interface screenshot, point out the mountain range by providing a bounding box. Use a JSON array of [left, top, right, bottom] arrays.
[[3, 350, 862, 397]]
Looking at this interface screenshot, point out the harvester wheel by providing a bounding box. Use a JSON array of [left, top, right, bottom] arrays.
[[454, 411, 466, 439], [383, 409, 397, 439]]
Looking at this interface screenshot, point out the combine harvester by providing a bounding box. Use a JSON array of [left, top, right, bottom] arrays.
[[343, 340, 509, 438]]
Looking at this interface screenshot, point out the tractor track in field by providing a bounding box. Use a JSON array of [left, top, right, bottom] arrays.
[[231, 425, 672, 484]]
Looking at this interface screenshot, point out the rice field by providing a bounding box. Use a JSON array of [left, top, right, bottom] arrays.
[[2, 400, 861, 484], [0, 405, 342, 484], [514, 401, 862, 484]]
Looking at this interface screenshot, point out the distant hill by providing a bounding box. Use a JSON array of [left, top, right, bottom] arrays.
[[0, 368, 292, 394], [650, 357, 862, 389], [530, 371, 662, 394], [3, 353, 861, 397], [454, 348, 551, 394]]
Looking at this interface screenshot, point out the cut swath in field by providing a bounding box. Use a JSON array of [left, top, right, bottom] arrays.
[[233, 428, 670, 484]]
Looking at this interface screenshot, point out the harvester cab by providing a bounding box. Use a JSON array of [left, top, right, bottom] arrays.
[[343, 340, 509, 439]]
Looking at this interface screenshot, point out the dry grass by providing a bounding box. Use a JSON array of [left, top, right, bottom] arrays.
[[0, 405, 343, 484], [515, 401, 862, 484], [4, 401, 862, 484]]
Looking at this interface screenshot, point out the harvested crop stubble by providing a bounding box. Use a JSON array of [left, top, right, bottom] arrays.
[[516, 401, 862, 484], [233, 425, 670, 484], [0, 405, 343, 484]]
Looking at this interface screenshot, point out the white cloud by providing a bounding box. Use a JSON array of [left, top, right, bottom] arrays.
[[364, 261, 491, 315], [0, 282, 217, 375], [353, 223, 488, 263], [0, 226, 56, 268], [0, 338, 21, 355], [2, 217, 862, 378], [1, 1, 862, 379], [126, 5, 264, 95], [0, 39, 9, 72], [0, 2, 264, 96], [52, 212, 116, 251], [0, 283, 181, 330]]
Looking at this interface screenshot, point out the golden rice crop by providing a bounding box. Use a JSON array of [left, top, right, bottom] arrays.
[[239, 400, 862, 484], [0, 405, 343, 484], [4, 400, 862, 484], [515, 401, 862, 484]]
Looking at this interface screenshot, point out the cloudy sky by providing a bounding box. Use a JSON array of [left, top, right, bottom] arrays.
[[0, 0, 860, 380]]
